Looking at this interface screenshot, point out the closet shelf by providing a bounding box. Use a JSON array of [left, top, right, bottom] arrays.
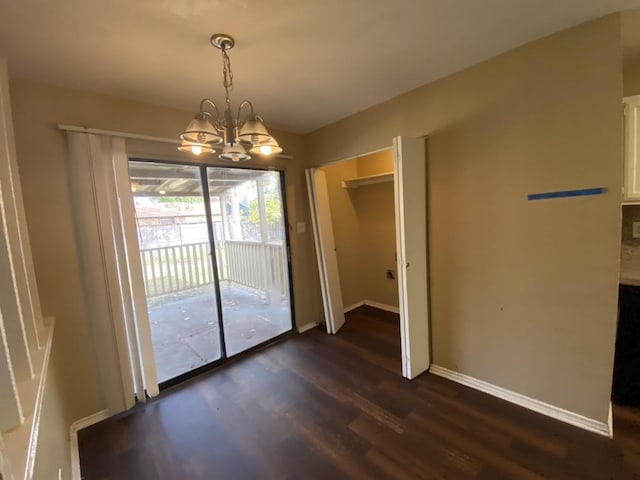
[[341, 171, 393, 189]]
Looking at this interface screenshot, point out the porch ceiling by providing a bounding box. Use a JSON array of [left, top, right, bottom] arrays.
[[128, 162, 267, 197]]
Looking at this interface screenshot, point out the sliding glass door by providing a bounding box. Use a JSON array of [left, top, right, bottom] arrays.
[[128, 162, 223, 384], [207, 168, 292, 356], [128, 161, 293, 387]]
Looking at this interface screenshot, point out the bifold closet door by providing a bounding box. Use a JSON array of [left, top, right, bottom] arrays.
[[305, 168, 344, 333], [305, 168, 345, 334], [394, 136, 430, 379]]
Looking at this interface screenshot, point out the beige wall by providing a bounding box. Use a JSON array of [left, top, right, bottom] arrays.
[[623, 62, 640, 96], [308, 15, 624, 423], [8, 79, 318, 473], [356, 181, 397, 307], [32, 342, 73, 478], [622, 9, 640, 97], [319, 150, 397, 309], [354, 151, 397, 307]]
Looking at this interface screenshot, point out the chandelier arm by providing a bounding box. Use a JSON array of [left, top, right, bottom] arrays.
[[237, 100, 255, 124], [199, 99, 220, 119]]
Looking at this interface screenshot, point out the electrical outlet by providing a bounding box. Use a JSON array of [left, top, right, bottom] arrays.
[[633, 222, 640, 238]]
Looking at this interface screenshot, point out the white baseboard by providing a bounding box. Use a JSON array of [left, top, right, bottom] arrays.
[[429, 365, 612, 438], [297, 322, 319, 333], [343, 300, 400, 314], [363, 300, 400, 314], [343, 301, 364, 313], [70, 410, 109, 480]]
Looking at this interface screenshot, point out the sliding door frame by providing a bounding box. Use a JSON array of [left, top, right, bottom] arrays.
[[200, 164, 228, 363], [128, 157, 296, 391]]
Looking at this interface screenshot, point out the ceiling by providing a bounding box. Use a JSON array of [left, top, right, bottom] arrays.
[[1, 0, 640, 134]]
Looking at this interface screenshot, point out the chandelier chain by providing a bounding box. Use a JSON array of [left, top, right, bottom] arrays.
[[221, 45, 234, 111]]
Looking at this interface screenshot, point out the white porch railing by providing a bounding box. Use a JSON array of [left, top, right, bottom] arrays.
[[140, 242, 214, 297], [139, 241, 288, 298], [224, 241, 288, 296]]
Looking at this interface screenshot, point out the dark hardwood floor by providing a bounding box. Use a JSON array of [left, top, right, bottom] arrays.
[[79, 306, 640, 479]]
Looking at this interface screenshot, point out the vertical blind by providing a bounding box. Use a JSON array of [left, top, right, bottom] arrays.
[[66, 133, 158, 415]]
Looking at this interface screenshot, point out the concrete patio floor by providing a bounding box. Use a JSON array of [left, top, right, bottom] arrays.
[[148, 285, 291, 383]]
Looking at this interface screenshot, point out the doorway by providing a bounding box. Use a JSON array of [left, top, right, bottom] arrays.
[[128, 160, 294, 387], [306, 136, 430, 380]]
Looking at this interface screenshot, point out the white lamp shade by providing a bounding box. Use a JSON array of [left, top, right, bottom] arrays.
[[238, 114, 271, 144], [181, 113, 223, 144], [219, 142, 251, 162]]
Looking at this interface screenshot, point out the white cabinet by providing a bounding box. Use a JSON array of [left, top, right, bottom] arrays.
[[624, 95, 640, 202]]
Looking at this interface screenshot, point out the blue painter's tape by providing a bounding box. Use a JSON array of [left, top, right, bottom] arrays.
[[527, 187, 606, 201]]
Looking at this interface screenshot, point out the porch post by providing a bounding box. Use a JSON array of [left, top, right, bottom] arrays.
[[256, 176, 273, 302], [256, 177, 269, 244], [229, 192, 242, 241], [219, 193, 229, 241]]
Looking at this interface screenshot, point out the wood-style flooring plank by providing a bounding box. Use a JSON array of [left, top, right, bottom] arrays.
[[78, 306, 640, 479]]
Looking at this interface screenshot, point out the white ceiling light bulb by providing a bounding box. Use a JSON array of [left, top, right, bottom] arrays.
[[219, 142, 250, 162], [159, 190, 166, 195], [250, 136, 282, 156], [178, 139, 214, 155]]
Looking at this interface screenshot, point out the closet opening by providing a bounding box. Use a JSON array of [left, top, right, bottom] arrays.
[[128, 159, 295, 389], [307, 137, 430, 380]]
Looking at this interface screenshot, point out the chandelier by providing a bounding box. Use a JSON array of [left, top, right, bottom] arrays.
[[178, 34, 282, 161]]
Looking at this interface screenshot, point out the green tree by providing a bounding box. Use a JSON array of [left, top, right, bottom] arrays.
[[248, 193, 281, 224]]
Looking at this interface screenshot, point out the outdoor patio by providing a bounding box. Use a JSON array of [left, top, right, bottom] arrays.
[[148, 285, 291, 383]]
